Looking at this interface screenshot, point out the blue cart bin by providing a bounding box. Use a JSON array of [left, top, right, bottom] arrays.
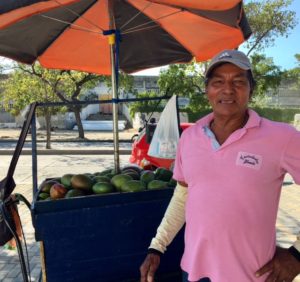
[[32, 188, 184, 282]]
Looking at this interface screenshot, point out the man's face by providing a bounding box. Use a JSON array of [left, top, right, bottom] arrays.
[[205, 63, 251, 118]]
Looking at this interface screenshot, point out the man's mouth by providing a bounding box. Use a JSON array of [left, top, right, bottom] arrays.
[[219, 100, 235, 104]]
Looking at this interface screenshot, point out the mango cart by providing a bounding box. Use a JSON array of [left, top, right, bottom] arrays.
[[33, 187, 183, 282], [26, 100, 184, 282]]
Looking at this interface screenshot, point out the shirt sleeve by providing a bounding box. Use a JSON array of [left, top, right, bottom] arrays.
[[281, 130, 300, 185], [172, 137, 185, 182], [149, 183, 187, 253], [293, 233, 300, 252]]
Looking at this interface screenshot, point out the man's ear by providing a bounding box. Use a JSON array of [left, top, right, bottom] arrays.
[[204, 87, 209, 96], [248, 90, 253, 102]]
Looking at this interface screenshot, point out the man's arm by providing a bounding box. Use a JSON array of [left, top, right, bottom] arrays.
[[140, 182, 187, 282], [148, 181, 187, 253]]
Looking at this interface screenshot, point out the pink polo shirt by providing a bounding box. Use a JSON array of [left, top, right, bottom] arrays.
[[173, 109, 300, 282]]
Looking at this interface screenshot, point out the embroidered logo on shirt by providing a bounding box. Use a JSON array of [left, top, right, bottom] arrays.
[[236, 152, 262, 170]]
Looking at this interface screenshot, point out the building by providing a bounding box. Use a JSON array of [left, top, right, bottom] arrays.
[[266, 78, 300, 108]]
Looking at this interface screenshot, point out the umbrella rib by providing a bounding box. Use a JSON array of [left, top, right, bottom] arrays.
[[122, 9, 183, 34], [40, 15, 102, 34], [120, 2, 153, 30], [52, 0, 104, 31], [122, 25, 160, 35]]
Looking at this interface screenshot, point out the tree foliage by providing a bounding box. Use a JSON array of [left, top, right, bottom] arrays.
[[244, 0, 297, 55], [281, 54, 300, 88], [129, 91, 165, 118], [1, 65, 59, 115], [250, 53, 282, 99], [158, 63, 210, 113], [104, 72, 134, 94]]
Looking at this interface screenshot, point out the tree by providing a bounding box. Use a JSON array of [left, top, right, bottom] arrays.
[[104, 72, 134, 94], [0, 67, 61, 148], [129, 91, 165, 119], [16, 63, 102, 139], [280, 54, 300, 91], [249, 53, 282, 105], [243, 0, 298, 101], [243, 0, 297, 55], [158, 63, 210, 114]]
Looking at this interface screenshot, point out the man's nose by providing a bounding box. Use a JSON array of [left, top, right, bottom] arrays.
[[222, 80, 234, 93]]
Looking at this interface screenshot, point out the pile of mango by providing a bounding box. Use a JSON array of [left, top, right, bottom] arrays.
[[37, 166, 176, 201]]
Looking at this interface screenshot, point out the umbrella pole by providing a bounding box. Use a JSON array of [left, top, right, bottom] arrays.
[[109, 36, 120, 173]]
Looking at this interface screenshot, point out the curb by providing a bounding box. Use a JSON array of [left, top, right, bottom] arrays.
[[0, 149, 132, 155]]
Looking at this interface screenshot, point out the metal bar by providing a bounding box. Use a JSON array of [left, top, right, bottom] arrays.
[[0, 149, 132, 156], [31, 114, 38, 194], [36, 95, 171, 108], [110, 44, 120, 173]]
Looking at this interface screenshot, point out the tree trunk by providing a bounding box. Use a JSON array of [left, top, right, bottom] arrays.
[[73, 106, 85, 139], [45, 109, 52, 149]]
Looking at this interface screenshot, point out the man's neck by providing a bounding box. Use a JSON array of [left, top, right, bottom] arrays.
[[210, 112, 249, 144]]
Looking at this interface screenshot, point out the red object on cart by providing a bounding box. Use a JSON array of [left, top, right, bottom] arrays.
[[129, 123, 193, 170]]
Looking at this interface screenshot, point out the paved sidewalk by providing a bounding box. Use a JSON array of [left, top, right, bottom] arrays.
[[0, 128, 137, 142]]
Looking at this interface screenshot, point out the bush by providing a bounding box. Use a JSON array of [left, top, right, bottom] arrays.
[[252, 107, 299, 124], [186, 107, 299, 124], [185, 108, 212, 122]]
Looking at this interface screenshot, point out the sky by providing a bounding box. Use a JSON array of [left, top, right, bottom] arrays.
[[133, 0, 300, 76]]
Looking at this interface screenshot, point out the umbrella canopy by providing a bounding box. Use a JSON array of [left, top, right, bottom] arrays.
[[0, 0, 251, 75]]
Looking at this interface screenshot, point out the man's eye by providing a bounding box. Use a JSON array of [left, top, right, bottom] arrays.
[[234, 79, 247, 85], [211, 79, 223, 85]]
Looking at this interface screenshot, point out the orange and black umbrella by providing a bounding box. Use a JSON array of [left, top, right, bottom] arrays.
[[0, 0, 251, 170], [0, 0, 251, 74]]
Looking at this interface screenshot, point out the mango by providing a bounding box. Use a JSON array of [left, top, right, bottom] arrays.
[[40, 180, 58, 193], [155, 167, 173, 182], [61, 174, 74, 189], [92, 182, 115, 194], [140, 170, 155, 184], [111, 174, 133, 191], [50, 183, 68, 199], [121, 180, 146, 193], [93, 176, 111, 183], [65, 189, 85, 198], [71, 174, 93, 191], [38, 192, 50, 200], [147, 180, 168, 190]]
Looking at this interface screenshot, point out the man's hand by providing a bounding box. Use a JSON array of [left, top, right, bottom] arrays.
[[255, 246, 300, 282], [140, 253, 160, 282]]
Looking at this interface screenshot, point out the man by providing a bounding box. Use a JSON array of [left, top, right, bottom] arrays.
[[140, 50, 300, 282]]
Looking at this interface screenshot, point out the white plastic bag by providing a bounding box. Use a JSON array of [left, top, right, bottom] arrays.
[[148, 95, 180, 159]]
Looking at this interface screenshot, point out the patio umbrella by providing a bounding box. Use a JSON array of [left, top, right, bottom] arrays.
[[0, 0, 252, 171]]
